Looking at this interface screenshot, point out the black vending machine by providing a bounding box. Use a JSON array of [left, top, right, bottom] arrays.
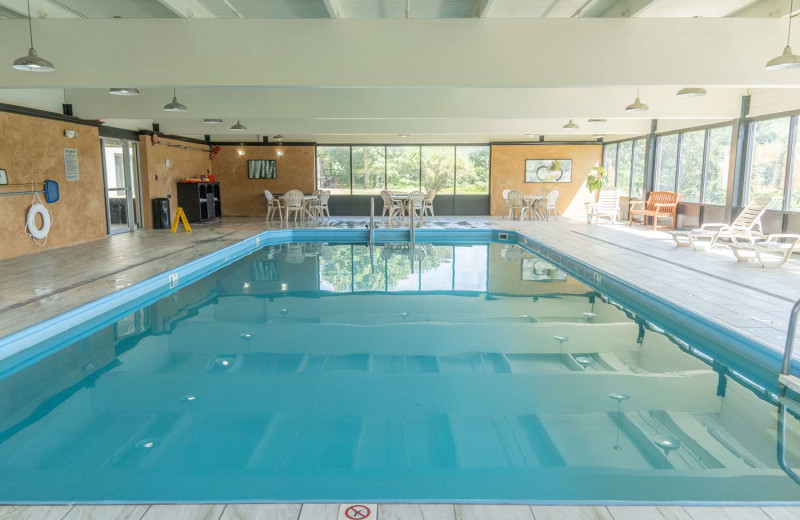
[[152, 198, 171, 229]]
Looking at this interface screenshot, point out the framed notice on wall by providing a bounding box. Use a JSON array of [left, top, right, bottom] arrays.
[[63, 148, 79, 181]]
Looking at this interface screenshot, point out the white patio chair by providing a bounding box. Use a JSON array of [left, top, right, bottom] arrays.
[[586, 188, 621, 224], [688, 195, 772, 250], [507, 190, 528, 220], [502, 189, 511, 219], [408, 191, 426, 223], [264, 189, 283, 222], [285, 243, 305, 264], [543, 190, 560, 221], [729, 234, 800, 268], [381, 190, 405, 225], [310, 190, 331, 221], [423, 191, 437, 219], [282, 189, 305, 223]]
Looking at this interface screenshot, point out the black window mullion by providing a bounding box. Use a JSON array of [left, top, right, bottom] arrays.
[[675, 133, 683, 193], [783, 116, 797, 212], [699, 129, 710, 204], [628, 139, 634, 197]]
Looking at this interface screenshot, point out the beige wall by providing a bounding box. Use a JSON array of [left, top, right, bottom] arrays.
[[213, 145, 315, 217], [0, 112, 106, 260], [138, 135, 213, 229], [490, 144, 603, 217]]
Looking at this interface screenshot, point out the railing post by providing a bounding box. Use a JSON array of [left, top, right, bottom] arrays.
[[369, 197, 375, 246], [781, 299, 800, 377]]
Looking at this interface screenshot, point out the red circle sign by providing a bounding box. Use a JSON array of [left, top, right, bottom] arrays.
[[344, 505, 371, 519]]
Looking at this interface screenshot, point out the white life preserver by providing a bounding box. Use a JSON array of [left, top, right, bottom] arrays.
[[27, 203, 51, 241]]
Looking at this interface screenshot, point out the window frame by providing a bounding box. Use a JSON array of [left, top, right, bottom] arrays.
[[603, 137, 645, 198], [744, 114, 798, 211]]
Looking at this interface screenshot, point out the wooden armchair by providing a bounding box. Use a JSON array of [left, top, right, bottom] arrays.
[[629, 191, 679, 230]]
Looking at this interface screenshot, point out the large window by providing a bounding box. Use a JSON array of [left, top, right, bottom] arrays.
[[654, 126, 732, 206], [677, 130, 705, 203], [317, 145, 490, 195], [657, 134, 679, 192], [604, 138, 645, 197], [316, 146, 351, 195], [747, 117, 791, 210], [704, 127, 732, 205]]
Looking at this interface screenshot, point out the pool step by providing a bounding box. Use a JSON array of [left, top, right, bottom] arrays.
[[779, 374, 800, 397]]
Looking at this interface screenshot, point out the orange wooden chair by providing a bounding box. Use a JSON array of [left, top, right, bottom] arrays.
[[629, 191, 679, 230]]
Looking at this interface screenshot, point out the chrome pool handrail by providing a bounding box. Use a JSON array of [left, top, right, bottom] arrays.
[[369, 197, 375, 246], [777, 402, 800, 487], [781, 298, 800, 379]]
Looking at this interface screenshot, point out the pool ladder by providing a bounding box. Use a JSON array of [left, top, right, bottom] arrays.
[[777, 298, 800, 486]]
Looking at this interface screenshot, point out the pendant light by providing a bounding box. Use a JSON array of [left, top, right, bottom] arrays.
[[766, 0, 800, 70], [677, 87, 707, 97], [12, 0, 55, 72], [231, 120, 247, 131], [272, 134, 284, 141], [563, 119, 579, 130], [163, 88, 188, 112], [109, 88, 140, 96], [625, 89, 649, 112]]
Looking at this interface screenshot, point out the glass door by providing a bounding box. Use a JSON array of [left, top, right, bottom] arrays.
[[101, 138, 142, 234]]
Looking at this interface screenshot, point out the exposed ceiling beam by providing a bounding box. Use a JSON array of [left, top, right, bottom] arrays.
[[0, 0, 81, 18], [0, 18, 797, 88], [322, 0, 344, 18], [599, 0, 658, 17], [156, 0, 215, 18], [475, 0, 496, 18], [733, 0, 800, 18]]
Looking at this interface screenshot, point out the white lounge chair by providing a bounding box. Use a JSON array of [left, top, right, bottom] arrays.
[[729, 234, 800, 267], [687, 195, 772, 250], [586, 188, 621, 224]]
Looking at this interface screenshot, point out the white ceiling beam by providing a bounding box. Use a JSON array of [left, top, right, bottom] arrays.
[[599, 0, 658, 17], [733, 0, 799, 18], [0, 0, 81, 18], [0, 18, 798, 88], [321, 0, 344, 18], [475, 0, 496, 18], [155, 0, 216, 18]]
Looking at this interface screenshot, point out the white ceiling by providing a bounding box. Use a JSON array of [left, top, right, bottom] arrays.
[[0, 0, 777, 18]]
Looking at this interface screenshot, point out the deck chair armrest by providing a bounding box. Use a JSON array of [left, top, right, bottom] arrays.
[[765, 234, 800, 244], [696, 223, 729, 231]]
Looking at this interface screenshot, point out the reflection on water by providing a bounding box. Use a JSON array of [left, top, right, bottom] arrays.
[[0, 242, 799, 503]]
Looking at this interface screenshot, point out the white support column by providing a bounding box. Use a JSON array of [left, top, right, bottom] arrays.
[[322, 0, 345, 18], [156, 0, 216, 18]]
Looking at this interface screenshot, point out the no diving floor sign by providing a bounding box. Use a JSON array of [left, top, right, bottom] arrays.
[[338, 504, 376, 520]]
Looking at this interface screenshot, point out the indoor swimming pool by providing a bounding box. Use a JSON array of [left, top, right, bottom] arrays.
[[0, 237, 799, 504]]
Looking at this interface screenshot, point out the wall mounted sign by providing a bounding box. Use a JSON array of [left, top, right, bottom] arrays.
[[63, 148, 79, 181], [248, 159, 277, 179], [525, 159, 572, 183]]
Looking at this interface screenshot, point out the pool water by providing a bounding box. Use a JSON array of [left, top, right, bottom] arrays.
[[1, 241, 799, 504]]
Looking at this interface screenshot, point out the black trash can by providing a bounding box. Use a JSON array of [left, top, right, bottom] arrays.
[[152, 198, 171, 229]]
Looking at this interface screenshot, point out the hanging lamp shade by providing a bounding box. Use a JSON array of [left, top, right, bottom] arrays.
[[625, 89, 649, 112], [766, 0, 800, 70], [109, 88, 140, 96], [766, 45, 800, 70], [163, 88, 187, 112], [562, 119, 579, 130], [676, 87, 707, 97], [12, 2, 54, 72], [231, 120, 247, 131]]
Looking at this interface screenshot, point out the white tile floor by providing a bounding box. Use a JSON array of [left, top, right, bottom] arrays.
[[1, 215, 800, 518]]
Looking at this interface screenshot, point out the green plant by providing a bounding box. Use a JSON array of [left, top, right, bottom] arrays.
[[586, 165, 608, 194]]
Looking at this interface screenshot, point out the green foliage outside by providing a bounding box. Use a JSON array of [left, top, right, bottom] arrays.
[[749, 118, 790, 210]]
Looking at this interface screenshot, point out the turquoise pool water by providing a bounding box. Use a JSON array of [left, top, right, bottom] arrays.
[[1, 240, 799, 504]]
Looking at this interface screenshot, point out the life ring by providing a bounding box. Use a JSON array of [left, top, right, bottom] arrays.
[[27, 203, 51, 240]]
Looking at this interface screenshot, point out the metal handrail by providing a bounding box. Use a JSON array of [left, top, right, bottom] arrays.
[[781, 298, 800, 378], [777, 403, 800, 486], [368, 197, 375, 246]]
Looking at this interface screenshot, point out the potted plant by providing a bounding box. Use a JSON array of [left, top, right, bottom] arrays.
[[585, 165, 608, 201]]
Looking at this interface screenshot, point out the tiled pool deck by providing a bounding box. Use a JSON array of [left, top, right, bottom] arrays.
[[0, 216, 799, 518]]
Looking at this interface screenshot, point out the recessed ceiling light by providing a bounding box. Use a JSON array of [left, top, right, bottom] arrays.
[[204, 118, 223, 124], [676, 87, 707, 97], [109, 88, 140, 96], [525, 134, 537, 138], [398, 134, 410, 138], [588, 119, 607, 123]]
